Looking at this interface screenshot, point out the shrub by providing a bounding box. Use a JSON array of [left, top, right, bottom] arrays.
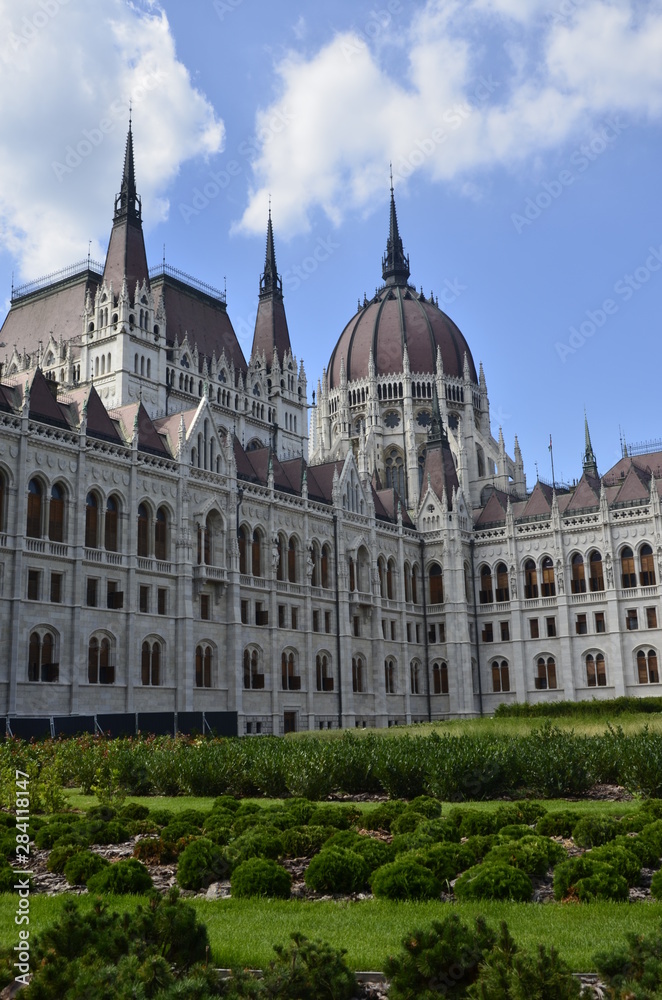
[[454, 863, 532, 902], [496, 800, 547, 826], [610, 834, 660, 868], [202, 814, 234, 846], [651, 870, 662, 899], [371, 856, 442, 900], [86, 804, 117, 823], [280, 824, 333, 858], [133, 837, 163, 863], [391, 810, 426, 835], [307, 804, 360, 829], [536, 810, 581, 838], [553, 856, 628, 901], [161, 819, 203, 842], [87, 858, 153, 894], [417, 817, 462, 843], [467, 922, 582, 1000], [177, 837, 227, 890], [589, 844, 641, 886], [484, 837, 558, 878], [392, 830, 434, 854], [213, 794, 241, 813], [351, 836, 395, 873], [416, 842, 463, 883], [457, 835, 500, 868], [148, 808, 174, 827], [572, 815, 622, 848], [119, 802, 150, 821], [225, 828, 284, 867], [177, 808, 209, 828], [409, 795, 442, 818], [640, 819, 662, 857], [448, 808, 497, 838], [64, 850, 110, 885], [305, 847, 369, 894], [363, 800, 407, 831], [257, 932, 357, 1000], [594, 920, 662, 998], [384, 913, 497, 999], [497, 824, 532, 841], [47, 843, 83, 874], [282, 797, 316, 825], [35, 821, 86, 850], [231, 858, 291, 899], [85, 819, 130, 845]]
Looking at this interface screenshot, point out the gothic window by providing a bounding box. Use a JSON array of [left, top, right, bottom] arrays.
[[571, 553, 586, 594], [105, 496, 119, 551], [243, 648, 264, 689], [288, 537, 297, 583], [432, 661, 448, 694], [137, 503, 150, 557], [412, 565, 418, 604], [384, 658, 396, 693], [404, 562, 411, 603], [238, 526, 248, 575], [321, 544, 330, 589], [637, 649, 659, 684], [385, 448, 405, 499], [28, 630, 58, 682], [384, 411, 400, 428], [620, 546, 636, 588], [387, 558, 395, 600], [410, 660, 420, 694], [48, 482, 65, 542], [26, 479, 43, 539], [281, 651, 300, 690], [316, 654, 333, 691], [541, 556, 556, 597], [418, 450, 426, 490], [479, 565, 493, 604], [141, 639, 161, 685], [640, 544, 656, 587], [252, 529, 262, 577], [88, 635, 114, 684], [195, 644, 212, 688], [378, 557, 386, 598], [496, 563, 509, 602], [429, 563, 444, 604], [524, 559, 538, 599], [416, 410, 431, 427], [181, 354, 190, 368], [154, 507, 168, 562], [0, 470, 5, 531], [348, 557, 356, 592], [535, 656, 557, 690], [589, 551, 604, 592], [476, 444, 486, 478], [586, 653, 606, 687], [491, 660, 510, 693], [85, 492, 99, 549], [352, 655, 365, 693]]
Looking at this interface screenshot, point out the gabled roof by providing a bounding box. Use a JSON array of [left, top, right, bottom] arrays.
[[111, 402, 171, 456], [520, 480, 554, 517], [152, 408, 199, 458], [612, 464, 651, 504], [65, 384, 124, 443], [474, 488, 510, 526], [603, 452, 662, 484], [374, 487, 414, 526], [26, 368, 70, 429], [565, 473, 600, 512], [419, 435, 459, 509], [102, 125, 150, 296]]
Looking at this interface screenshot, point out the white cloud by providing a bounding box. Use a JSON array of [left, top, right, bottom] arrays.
[[237, 0, 662, 237], [0, 0, 224, 280]]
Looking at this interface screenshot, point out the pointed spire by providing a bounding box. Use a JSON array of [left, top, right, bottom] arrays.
[[114, 121, 141, 224], [479, 362, 487, 392], [583, 409, 599, 478], [428, 381, 447, 445], [259, 206, 283, 300], [382, 174, 410, 286], [103, 122, 149, 295]]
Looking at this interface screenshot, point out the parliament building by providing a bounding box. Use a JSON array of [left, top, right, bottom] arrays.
[[0, 127, 660, 735]]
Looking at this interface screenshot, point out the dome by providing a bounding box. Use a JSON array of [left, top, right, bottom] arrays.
[[327, 187, 477, 389]]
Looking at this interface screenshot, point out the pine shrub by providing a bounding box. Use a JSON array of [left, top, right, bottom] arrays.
[[535, 810, 581, 838], [594, 920, 662, 998], [572, 815, 621, 847], [87, 858, 153, 894], [589, 843, 642, 885], [416, 842, 463, 883], [409, 795, 442, 818], [391, 810, 427, 835], [304, 847, 369, 894], [231, 857, 291, 899], [280, 824, 333, 857], [257, 932, 357, 1000], [484, 837, 557, 878], [46, 843, 82, 874], [64, 850, 110, 885], [119, 801, 150, 821], [454, 863, 532, 902], [466, 922, 582, 1000], [225, 828, 284, 867], [177, 837, 227, 890], [148, 807, 174, 827], [553, 856, 628, 901], [307, 804, 360, 829], [370, 856, 442, 900], [448, 807, 498, 838], [85, 819, 130, 845], [351, 835, 395, 873], [133, 837, 164, 863], [363, 799, 407, 831]]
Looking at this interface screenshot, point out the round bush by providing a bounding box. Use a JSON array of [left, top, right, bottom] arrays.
[[231, 858, 291, 899], [572, 816, 621, 848], [85, 819, 130, 845], [641, 820, 662, 858], [325, 829, 361, 850], [575, 869, 629, 902], [0, 860, 31, 893], [363, 800, 407, 831], [409, 795, 442, 819], [178, 809, 209, 828], [416, 842, 463, 883], [589, 844, 641, 886], [148, 808, 174, 827], [161, 819, 203, 843], [494, 801, 547, 827], [87, 858, 153, 894], [133, 837, 164, 863], [307, 805, 360, 830], [391, 830, 434, 855], [454, 863, 532, 902], [35, 821, 84, 850], [305, 847, 369, 894], [64, 850, 110, 885], [280, 825, 333, 858], [119, 802, 150, 821], [370, 856, 442, 900], [553, 856, 627, 901], [351, 836, 395, 873], [225, 828, 284, 867], [391, 811, 426, 835], [447, 808, 497, 838], [610, 834, 659, 868], [177, 837, 227, 890], [484, 837, 557, 877], [417, 818, 462, 844], [283, 798, 316, 825], [456, 834, 499, 867], [86, 804, 117, 823], [47, 843, 82, 874], [497, 824, 531, 841], [536, 810, 581, 838], [212, 795, 241, 813]]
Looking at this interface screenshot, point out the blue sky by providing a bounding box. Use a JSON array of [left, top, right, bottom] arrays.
[[0, 0, 661, 489]]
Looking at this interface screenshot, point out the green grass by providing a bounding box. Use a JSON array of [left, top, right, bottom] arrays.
[[287, 714, 662, 738], [1, 894, 660, 972]]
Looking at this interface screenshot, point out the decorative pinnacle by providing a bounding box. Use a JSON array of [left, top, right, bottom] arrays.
[[114, 121, 141, 223], [259, 206, 283, 299], [382, 178, 410, 286]]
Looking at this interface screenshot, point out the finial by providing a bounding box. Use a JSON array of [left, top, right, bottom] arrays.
[[162, 243, 166, 267], [87, 240, 91, 267], [389, 161, 393, 193], [128, 101, 132, 129]]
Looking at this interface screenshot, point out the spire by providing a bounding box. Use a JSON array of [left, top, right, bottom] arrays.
[[382, 173, 410, 286], [583, 410, 598, 478], [259, 207, 282, 300], [103, 122, 149, 296], [428, 381, 447, 446], [251, 207, 292, 370], [114, 121, 141, 224]]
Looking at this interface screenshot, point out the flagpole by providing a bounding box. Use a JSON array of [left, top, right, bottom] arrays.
[[549, 434, 555, 490]]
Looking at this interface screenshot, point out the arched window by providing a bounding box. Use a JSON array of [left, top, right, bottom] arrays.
[[637, 649, 659, 684], [352, 655, 365, 693], [429, 563, 444, 604], [586, 653, 606, 687], [288, 537, 297, 583], [154, 507, 167, 561], [252, 529, 262, 577], [321, 545, 330, 589], [432, 661, 449, 694], [410, 660, 420, 694], [243, 648, 264, 689], [85, 492, 99, 549], [28, 630, 57, 682], [387, 559, 395, 600], [27, 479, 43, 538], [411, 565, 418, 604], [589, 551, 604, 592], [88, 636, 114, 684], [105, 496, 119, 551], [479, 565, 493, 604], [571, 553, 586, 594], [141, 640, 161, 685], [524, 560, 538, 599], [541, 556, 555, 597], [385, 448, 405, 499], [48, 483, 65, 542], [620, 546, 636, 589], [195, 644, 212, 688], [0, 470, 5, 531], [640, 544, 656, 587], [281, 651, 299, 690], [404, 562, 411, 603], [495, 563, 509, 602], [491, 660, 510, 693], [378, 557, 386, 598], [384, 658, 396, 693], [535, 656, 557, 690], [348, 557, 356, 592], [316, 654, 333, 691], [137, 503, 150, 557], [357, 547, 370, 592], [238, 526, 248, 575]]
